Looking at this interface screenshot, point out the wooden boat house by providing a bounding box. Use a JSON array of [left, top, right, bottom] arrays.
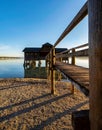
[[23, 43, 67, 69]]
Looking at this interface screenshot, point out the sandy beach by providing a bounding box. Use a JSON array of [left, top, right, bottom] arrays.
[[0, 78, 89, 130]]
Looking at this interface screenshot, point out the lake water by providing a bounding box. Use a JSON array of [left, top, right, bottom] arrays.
[[0, 59, 24, 78], [0, 57, 89, 78]]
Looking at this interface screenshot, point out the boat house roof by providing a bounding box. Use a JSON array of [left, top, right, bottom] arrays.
[[23, 43, 68, 60], [23, 48, 40, 53]]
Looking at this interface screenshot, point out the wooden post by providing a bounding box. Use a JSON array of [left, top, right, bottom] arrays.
[[67, 51, 69, 64], [47, 53, 51, 80], [71, 48, 75, 94], [51, 47, 56, 94], [71, 83, 74, 94], [45, 59, 48, 78], [45, 59, 47, 68], [58, 57, 62, 80], [89, 0, 102, 130], [72, 110, 90, 130], [71, 48, 75, 65]]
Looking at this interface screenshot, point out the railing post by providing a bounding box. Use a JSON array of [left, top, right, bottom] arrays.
[[46, 58, 49, 79], [71, 48, 75, 94], [58, 57, 62, 81], [71, 83, 74, 94], [51, 47, 56, 94], [71, 48, 75, 65], [89, 0, 102, 130], [67, 51, 69, 64], [48, 52, 51, 80]]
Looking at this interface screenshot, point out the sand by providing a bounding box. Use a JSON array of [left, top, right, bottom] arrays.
[[0, 78, 89, 130]]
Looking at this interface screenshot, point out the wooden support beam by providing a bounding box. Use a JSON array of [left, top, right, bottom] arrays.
[[71, 49, 75, 94], [69, 49, 89, 57], [46, 59, 49, 78], [72, 110, 90, 130], [58, 57, 62, 80], [89, 0, 102, 130], [71, 48, 75, 65], [71, 83, 74, 94], [51, 47, 56, 94], [48, 53, 51, 80]]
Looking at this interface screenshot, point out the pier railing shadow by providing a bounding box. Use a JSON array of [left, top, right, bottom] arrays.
[[0, 80, 48, 91], [0, 93, 72, 122], [31, 100, 89, 130], [0, 93, 51, 111]]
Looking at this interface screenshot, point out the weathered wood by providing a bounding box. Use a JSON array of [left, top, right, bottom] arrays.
[[71, 83, 74, 94], [69, 49, 88, 57], [71, 48, 75, 65], [72, 43, 88, 50], [58, 57, 63, 80], [89, 0, 102, 130], [72, 110, 90, 130], [55, 61, 89, 96], [51, 47, 56, 94], [56, 43, 89, 56], [56, 49, 88, 58], [46, 59, 49, 78], [54, 1, 88, 47], [48, 53, 51, 80]]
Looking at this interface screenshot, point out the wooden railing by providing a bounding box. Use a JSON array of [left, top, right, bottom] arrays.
[[45, 1, 102, 130], [45, 1, 88, 95], [56, 43, 89, 65]]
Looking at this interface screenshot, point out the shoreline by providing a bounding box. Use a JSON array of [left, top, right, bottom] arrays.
[[0, 57, 23, 60], [0, 78, 89, 130]]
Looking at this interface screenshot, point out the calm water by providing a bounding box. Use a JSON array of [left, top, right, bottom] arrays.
[[0, 59, 24, 78], [0, 57, 89, 78]]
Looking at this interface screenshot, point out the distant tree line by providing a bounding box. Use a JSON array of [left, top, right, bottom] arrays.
[[0, 57, 23, 60]]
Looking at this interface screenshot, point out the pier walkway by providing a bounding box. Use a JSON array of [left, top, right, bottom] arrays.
[[55, 61, 89, 96], [45, 0, 102, 129]]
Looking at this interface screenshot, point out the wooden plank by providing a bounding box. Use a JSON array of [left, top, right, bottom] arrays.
[[73, 43, 89, 49], [68, 49, 89, 57], [55, 61, 89, 95], [56, 43, 89, 56], [51, 47, 56, 94]]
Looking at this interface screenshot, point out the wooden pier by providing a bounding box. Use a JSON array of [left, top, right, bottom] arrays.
[[55, 61, 89, 96], [46, 0, 102, 130]]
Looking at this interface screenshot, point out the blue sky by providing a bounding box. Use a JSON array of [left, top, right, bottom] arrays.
[[0, 0, 88, 57]]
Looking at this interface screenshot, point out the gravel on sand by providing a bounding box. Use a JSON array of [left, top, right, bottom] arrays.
[[0, 78, 89, 130]]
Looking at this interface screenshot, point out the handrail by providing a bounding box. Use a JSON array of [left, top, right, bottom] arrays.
[[54, 1, 88, 47], [56, 43, 89, 56], [55, 43, 89, 59], [45, 1, 88, 95], [72, 43, 88, 50]]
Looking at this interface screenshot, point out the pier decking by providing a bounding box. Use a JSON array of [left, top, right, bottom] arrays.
[[55, 61, 89, 96]]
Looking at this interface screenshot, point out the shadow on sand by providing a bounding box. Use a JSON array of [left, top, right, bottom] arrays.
[[0, 92, 89, 129], [0, 93, 72, 122]]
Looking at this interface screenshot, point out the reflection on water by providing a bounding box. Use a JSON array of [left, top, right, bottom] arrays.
[[24, 60, 47, 78], [24, 67, 47, 78], [0, 57, 89, 78]]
